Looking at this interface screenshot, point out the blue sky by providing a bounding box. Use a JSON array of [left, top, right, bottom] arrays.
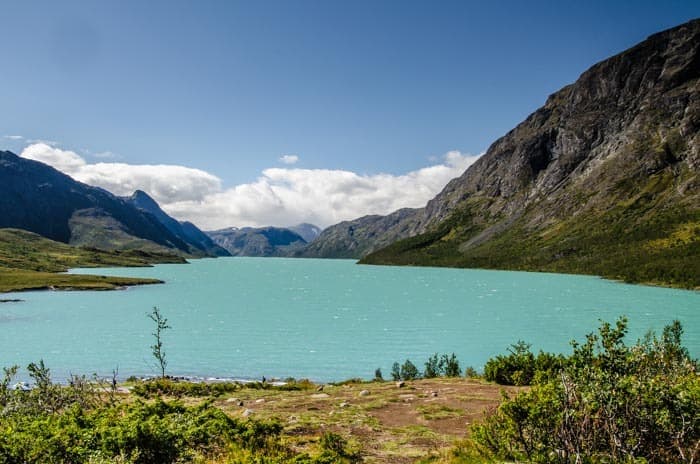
[[3, 1, 699, 228]]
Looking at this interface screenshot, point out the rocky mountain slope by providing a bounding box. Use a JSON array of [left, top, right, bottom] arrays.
[[126, 190, 229, 256], [0, 151, 219, 256], [288, 223, 322, 243], [299, 209, 419, 258], [207, 226, 310, 257], [321, 19, 700, 287]]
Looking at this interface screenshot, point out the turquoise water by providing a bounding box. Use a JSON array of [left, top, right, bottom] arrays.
[[1, 258, 698, 382]]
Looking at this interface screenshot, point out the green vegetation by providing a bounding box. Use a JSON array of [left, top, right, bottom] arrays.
[[148, 307, 171, 379], [483, 341, 566, 386], [0, 268, 163, 293], [0, 363, 359, 463], [129, 377, 317, 398], [464, 318, 699, 463], [390, 353, 464, 381], [0, 228, 184, 292], [424, 353, 462, 378], [391, 359, 420, 381], [360, 188, 700, 288]]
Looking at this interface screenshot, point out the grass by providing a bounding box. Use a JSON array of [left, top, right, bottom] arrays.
[[362, 170, 700, 289], [178, 376, 518, 462], [0, 228, 183, 292], [417, 404, 464, 421], [0, 268, 162, 292]]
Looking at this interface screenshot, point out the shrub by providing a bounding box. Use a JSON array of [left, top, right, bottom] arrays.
[[425, 353, 462, 378], [471, 318, 700, 463], [424, 353, 441, 378], [483, 341, 566, 385], [391, 362, 401, 381], [400, 359, 420, 380], [442, 353, 461, 377]]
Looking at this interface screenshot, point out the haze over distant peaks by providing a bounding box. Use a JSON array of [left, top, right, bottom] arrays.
[[206, 223, 321, 257]]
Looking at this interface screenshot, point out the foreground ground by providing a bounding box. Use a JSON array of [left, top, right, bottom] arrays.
[[133, 377, 521, 463]]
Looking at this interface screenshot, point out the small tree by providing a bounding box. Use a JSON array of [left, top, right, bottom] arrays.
[[424, 353, 440, 378], [400, 359, 420, 380], [148, 306, 171, 378], [441, 353, 461, 377], [391, 362, 401, 381]]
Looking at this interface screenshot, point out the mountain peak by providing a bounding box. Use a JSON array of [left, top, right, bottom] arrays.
[[129, 190, 159, 207]]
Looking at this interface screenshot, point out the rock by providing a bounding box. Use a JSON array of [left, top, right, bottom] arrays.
[[242, 409, 254, 417], [339, 402, 350, 408], [316, 385, 324, 391], [225, 397, 240, 403], [255, 398, 265, 404], [359, 390, 370, 397], [430, 391, 438, 397], [311, 393, 330, 399], [396, 381, 405, 388]]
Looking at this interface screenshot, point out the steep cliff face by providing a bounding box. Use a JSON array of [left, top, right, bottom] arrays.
[[357, 19, 698, 287], [413, 19, 700, 231]]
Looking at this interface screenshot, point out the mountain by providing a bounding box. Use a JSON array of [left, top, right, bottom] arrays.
[[326, 19, 700, 287], [126, 190, 230, 257], [207, 226, 308, 257], [0, 151, 194, 255], [299, 209, 419, 258], [288, 223, 322, 243]]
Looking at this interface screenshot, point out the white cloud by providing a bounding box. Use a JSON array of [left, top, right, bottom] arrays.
[[20, 142, 481, 230], [22, 143, 86, 171], [279, 154, 299, 165], [165, 150, 481, 229], [20, 143, 221, 203], [3, 135, 23, 140]]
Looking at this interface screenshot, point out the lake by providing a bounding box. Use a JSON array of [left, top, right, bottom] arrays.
[[1, 258, 698, 382]]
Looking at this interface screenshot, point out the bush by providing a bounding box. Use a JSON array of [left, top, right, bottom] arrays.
[[424, 353, 461, 378], [0, 362, 325, 463], [471, 318, 700, 463], [391, 362, 401, 381], [400, 359, 420, 380], [131, 378, 241, 398], [483, 341, 566, 385]]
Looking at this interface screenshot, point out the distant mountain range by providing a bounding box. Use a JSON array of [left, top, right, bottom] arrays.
[[0, 151, 227, 257], [206, 223, 321, 257], [301, 19, 700, 287]]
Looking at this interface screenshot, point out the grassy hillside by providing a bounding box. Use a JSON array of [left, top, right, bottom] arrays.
[[362, 170, 700, 289], [0, 228, 184, 292]]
